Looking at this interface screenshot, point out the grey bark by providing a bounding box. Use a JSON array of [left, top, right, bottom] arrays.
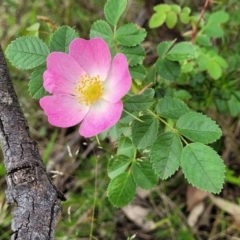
[[0, 45, 65, 239]]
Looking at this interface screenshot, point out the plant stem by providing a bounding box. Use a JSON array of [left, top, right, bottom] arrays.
[[191, 0, 211, 44], [89, 156, 98, 240], [123, 109, 144, 122]]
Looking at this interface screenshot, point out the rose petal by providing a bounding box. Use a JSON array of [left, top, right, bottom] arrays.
[[79, 99, 123, 137], [69, 38, 111, 80], [44, 52, 85, 94], [40, 95, 89, 127], [102, 53, 132, 103]]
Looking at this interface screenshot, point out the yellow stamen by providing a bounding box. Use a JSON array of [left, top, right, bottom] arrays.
[[74, 74, 104, 106]]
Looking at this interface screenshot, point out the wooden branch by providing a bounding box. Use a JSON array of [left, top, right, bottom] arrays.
[[0, 44, 64, 239]]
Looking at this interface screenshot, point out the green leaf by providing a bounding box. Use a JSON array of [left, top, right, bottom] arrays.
[[212, 55, 228, 68], [153, 4, 171, 12], [132, 160, 158, 189], [117, 137, 136, 158], [197, 53, 209, 71], [156, 96, 189, 119], [108, 155, 132, 179], [142, 88, 155, 98], [90, 20, 114, 46], [156, 58, 181, 81], [207, 59, 222, 80], [124, 91, 154, 112], [203, 24, 224, 38], [115, 23, 147, 47], [165, 11, 178, 29], [176, 112, 222, 144], [179, 12, 189, 24], [196, 35, 211, 46], [129, 64, 146, 80], [182, 7, 191, 14], [131, 115, 159, 149], [49, 26, 78, 53], [181, 143, 225, 193], [227, 94, 240, 117], [150, 132, 182, 179], [208, 11, 229, 24], [104, 0, 127, 26], [119, 45, 145, 66], [181, 62, 194, 73], [108, 172, 136, 207], [26, 22, 40, 37], [149, 12, 166, 28], [5, 36, 49, 70], [174, 89, 192, 100], [28, 66, 48, 99], [157, 40, 175, 57], [167, 42, 197, 61], [107, 123, 122, 140], [170, 4, 181, 13], [120, 111, 138, 124]]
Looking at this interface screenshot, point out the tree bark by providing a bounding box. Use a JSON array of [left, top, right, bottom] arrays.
[[0, 44, 64, 239]]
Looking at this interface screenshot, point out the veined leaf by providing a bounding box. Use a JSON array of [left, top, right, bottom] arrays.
[[167, 42, 197, 61], [150, 132, 182, 179], [124, 91, 154, 112], [119, 45, 145, 66], [90, 20, 114, 46], [156, 96, 189, 119], [181, 143, 225, 193], [131, 115, 159, 149], [129, 64, 146, 80], [107, 172, 136, 207], [108, 155, 132, 179], [132, 160, 158, 190], [49, 26, 78, 53], [156, 58, 181, 81], [157, 40, 175, 57], [28, 66, 48, 99], [6, 36, 49, 70], [115, 23, 147, 47], [117, 137, 136, 158], [176, 112, 222, 144], [104, 0, 127, 26]]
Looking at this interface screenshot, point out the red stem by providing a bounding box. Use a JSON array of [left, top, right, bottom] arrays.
[[191, 0, 211, 44]]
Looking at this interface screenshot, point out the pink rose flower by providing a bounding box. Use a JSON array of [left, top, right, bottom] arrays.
[[40, 38, 131, 137]]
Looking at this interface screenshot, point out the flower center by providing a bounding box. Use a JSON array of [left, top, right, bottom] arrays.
[[74, 74, 104, 106]]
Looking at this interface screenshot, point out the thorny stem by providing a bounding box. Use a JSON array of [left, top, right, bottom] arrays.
[[191, 0, 211, 44]]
